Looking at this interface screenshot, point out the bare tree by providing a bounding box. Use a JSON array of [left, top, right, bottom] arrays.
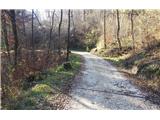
[[22, 11, 26, 35], [31, 9, 34, 59], [58, 9, 63, 55], [83, 10, 86, 21], [1, 10, 11, 62], [66, 10, 71, 61], [10, 10, 19, 66], [131, 10, 135, 50], [71, 10, 75, 37], [21, 10, 27, 48], [48, 10, 55, 51], [104, 9, 107, 49], [116, 9, 122, 50]]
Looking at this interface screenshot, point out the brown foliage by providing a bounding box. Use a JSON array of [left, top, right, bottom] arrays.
[[1, 49, 66, 108]]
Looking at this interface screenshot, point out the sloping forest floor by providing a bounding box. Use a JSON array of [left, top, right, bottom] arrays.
[[1, 52, 83, 109], [91, 42, 160, 106]]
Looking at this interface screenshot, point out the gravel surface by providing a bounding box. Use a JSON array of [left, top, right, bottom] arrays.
[[65, 51, 160, 110]]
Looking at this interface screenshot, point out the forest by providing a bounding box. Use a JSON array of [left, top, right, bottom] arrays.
[[1, 9, 160, 110]]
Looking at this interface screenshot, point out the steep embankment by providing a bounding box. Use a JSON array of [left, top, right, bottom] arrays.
[[91, 42, 160, 105]]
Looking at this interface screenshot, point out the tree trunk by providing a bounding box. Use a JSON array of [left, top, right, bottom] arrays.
[[48, 10, 55, 52], [10, 10, 19, 66], [70, 10, 76, 50], [31, 9, 35, 60], [131, 10, 135, 51], [1, 10, 11, 62], [83, 10, 86, 21], [58, 9, 63, 55], [71, 11, 75, 37], [83, 10, 88, 50], [116, 9, 122, 50], [104, 10, 107, 49], [66, 10, 71, 61], [22, 10, 27, 48]]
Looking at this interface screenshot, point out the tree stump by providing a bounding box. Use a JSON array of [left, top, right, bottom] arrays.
[[63, 62, 72, 70]]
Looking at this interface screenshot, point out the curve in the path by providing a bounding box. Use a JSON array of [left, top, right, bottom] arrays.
[[66, 51, 159, 110]]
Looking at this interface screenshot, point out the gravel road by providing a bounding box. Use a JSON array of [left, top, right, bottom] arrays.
[[66, 51, 159, 110]]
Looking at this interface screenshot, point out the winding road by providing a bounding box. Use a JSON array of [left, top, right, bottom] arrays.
[[66, 51, 159, 110]]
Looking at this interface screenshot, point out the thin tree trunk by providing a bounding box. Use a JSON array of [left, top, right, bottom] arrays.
[[10, 10, 18, 66], [31, 9, 34, 60], [70, 10, 76, 49], [104, 9, 107, 49], [116, 9, 122, 50], [22, 10, 26, 48], [66, 10, 71, 61], [58, 9, 63, 55], [83, 10, 86, 21], [1, 10, 11, 62], [48, 10, 55, 51], [83, 10, 88, 51], [131, 10, 135, 51], [71, 11, 75, 37]]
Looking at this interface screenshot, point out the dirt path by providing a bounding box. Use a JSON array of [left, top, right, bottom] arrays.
[[65, 51, 159, 110]]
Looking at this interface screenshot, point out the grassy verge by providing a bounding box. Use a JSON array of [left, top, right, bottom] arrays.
[[103, 56, 126, 67], [5, 53, 82, 109]]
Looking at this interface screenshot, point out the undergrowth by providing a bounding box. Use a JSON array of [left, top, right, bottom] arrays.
[[2, 53, 82, 109]]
